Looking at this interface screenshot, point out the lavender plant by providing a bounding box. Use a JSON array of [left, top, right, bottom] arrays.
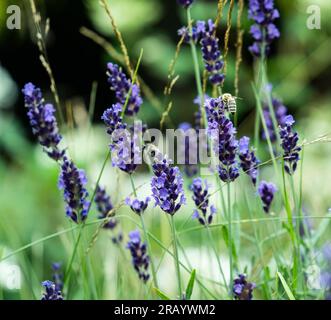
[[9, 0, 329, 302]]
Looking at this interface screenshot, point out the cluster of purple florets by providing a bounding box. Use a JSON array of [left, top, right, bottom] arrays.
[[190, 178, 216, 226], [248, 0, 280, 56], [178, 19, 224, 85], [107, 63, 142, 116], [126, 230, 150, 282]]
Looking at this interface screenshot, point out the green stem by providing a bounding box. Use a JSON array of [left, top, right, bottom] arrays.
[[187, 8, 207, 128], [227, 182, 233, 297], [129, 174, 159, 290], [206, 226, 228, 293], [171, 215, 182, 298]]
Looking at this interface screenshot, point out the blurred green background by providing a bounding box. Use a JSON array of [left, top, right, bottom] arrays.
[[0, 0, 331, 299]]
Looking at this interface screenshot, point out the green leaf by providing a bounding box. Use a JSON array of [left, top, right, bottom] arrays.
[[185, 269, 196, 300], [153, 288, 171, 300], [277, 271, 296, 300]]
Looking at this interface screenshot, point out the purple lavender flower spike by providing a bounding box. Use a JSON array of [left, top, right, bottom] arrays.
[[107, 63, 142, 116], [206, 98, 239, 183], [248, 0, 280, 57], [233, 274, 256, 300], [279, 115, 301, 175], [258, 180, 277, 213], [101, 103, 126, 135], [126, 230, 150, 282], [22, 83, 65, 161], [58, 157, 90, 223], [178, 122, 199, 178], [200, 20, 225, 85], [177, 0, 194, 8], [190, 178, 216, 226], [262, 97, 288, 142], [51, 263, 63, 293], [41, 280, 63, 300], [125, 197, 151, 215], [238, 136, 260, 185], [178, 20, 206, 44], [151, 152, 186, 215], [110, 128, 141, 174]]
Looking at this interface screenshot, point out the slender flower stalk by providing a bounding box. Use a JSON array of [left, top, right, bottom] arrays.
[[186, 9, 207, 128], [190, 177, 228, 291], [129, 175, 159, 290]]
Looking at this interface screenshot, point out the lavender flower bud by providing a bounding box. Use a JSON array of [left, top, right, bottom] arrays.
[[190, 178, 216, 226], [107, 63, 142, 116], [22, 83, 64, 161], [233, 274, 256, 300], [206, 98, 239, 183], [125, 197, 151, 215], [248, 0, 280, 57], [41, 280, 63, 300], [258, 180, 277, 213], [151, 152, 186, 215], [279, 115, 301, 175], [58, 157, 90, 223], [126, 230, 150, 282], [238, 136, 260, 185], [200, 20, 225, 85]]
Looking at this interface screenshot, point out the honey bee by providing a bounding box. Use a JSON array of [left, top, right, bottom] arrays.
[[221, 93, 239, 114]]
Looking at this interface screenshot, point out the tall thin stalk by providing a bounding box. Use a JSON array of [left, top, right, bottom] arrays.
[[129, 174, 159, 290], [170, 215, 182, 298], [227, 181, 233, 297]]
